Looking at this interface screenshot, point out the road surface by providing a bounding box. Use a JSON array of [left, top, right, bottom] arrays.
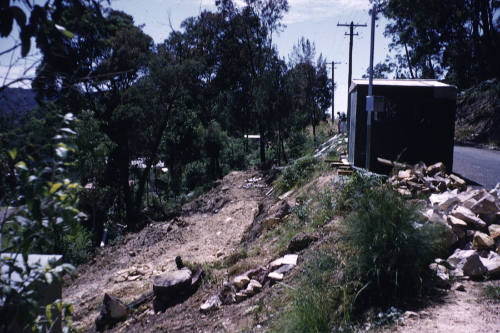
[[453, 146, 500, 189]]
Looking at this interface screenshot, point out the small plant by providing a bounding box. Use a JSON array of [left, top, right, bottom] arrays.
[[274, 156, 320, 195], [482, 284, 500, 301], [343, 185, 441, 309]]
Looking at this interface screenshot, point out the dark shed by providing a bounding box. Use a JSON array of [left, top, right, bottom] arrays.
[[348, 79, 457, 174]]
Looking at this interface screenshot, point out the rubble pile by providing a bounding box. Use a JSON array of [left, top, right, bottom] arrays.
[[388, 161, 467, 197], [388, 161, 500, 283], [199, 254, 300, 313]]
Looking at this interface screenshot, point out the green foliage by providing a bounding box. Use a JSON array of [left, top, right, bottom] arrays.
[[482, 284, 500, 301], [343, 185, 441, 308], [332, 172, 382, 214], [274, 156, 320, 195]]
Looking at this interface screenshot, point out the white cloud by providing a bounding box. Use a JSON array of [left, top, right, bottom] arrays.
[[284, 0, 370, 24]]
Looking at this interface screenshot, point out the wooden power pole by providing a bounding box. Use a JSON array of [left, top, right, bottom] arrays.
[[337, 21, 367, 135], [327, 61, 341, 117]]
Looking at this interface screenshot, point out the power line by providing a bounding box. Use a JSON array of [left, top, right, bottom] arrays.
[[337, 21, 367, 136]]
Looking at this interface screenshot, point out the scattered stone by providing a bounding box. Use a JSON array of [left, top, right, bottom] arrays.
[[244, 266, 268, 285], [452, 283, 466, 292], [447, 215, 468, 228], [95, 293, 128, 332], [403, 311, 419, 319], [152, 268, 193, 312], [269, 254, 298, 269], [268, 272, 284, 281], [429, 190, 459, 211], [244, 279, 262, 296], [235, 291, 247, 303], [273, 264, 294, 275], [200, 295, 222, 313], [287, 233, 319, 253], [233, 275, 250, 289], [472, 231, 494, 250], [219, 282, 236, 305], [429, 263, 450, 289]]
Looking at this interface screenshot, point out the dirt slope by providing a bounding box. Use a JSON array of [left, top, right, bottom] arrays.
[[64, 169, 273, 331]]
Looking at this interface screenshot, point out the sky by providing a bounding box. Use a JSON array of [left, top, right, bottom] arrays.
[[0, 0, 392, 115]]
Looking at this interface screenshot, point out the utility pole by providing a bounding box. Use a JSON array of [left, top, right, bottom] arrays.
[[337, 21, 367, 135], [327, 61, 341, 118], [366, 6, 377, 170]]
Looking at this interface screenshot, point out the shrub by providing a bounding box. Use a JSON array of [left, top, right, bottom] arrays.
[[274, 156, 320, 195], [482, 284, 500, 301], [183, 160, 208, 191], [333, 172, 381, 214], [343, 185, 440, 309]]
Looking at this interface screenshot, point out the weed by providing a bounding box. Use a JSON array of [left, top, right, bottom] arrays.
[[343, 185, 441, 309], [482, 284, 500, 301], [274, 156, 321, 195]]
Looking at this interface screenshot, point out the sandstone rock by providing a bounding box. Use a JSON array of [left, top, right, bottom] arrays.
[[470, 192, 499, 215], [398, 169, 413, 179], [449, 174, 466, 188], [447, 215, 468, 228], [269, 254, 298, 269], [451, 206, 487, 229], [429, 190, 459, 211], [244, 279, 262, 296], [235, 292, 247, 303], [480, 252, 500, 277], [233, 275, 250, 289], [488, 224, 500, 239], [153, 268, 192, 298], [472, 232, 494, 250], [200, 295, 222, 313], [429, 263, 450, 289], [95, 294, 128, 332], [463, 199, 478, 210], [244, 266, 268, 284], [273, 264, 294, 275], [287, 233, 319, 253], [447, 249, 477, 270], [219, 282, 236, 305], [427, 162, 445, 175], [462, 254, 487, 278], [268, 272, 284, 281]]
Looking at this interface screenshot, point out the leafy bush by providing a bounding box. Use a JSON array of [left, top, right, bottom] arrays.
[[343, 185, 440, 308], [333, 172, 382, 214], [274, 156, 320, 194], [482, 284, 500, 301], [183, 160, 209, 191]]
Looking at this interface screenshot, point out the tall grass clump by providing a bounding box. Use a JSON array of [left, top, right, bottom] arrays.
[[343, 185, 441, 309], [333, 172, 381, 214], [274, 251, 349, 332], [274, 156, 320, 195]]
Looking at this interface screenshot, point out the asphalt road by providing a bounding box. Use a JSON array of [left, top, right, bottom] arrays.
[[453, 146, 500, 189]]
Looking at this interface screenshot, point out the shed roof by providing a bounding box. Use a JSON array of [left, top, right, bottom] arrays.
[[349, 79, 456, 93]]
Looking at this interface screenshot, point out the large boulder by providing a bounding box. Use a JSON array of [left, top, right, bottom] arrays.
[[95, 294, 128, 332], [451, 206, 487, 230], [152, 268, 193, 312], [470, 192, 499, 215], [472, 231, 494, 250], [479, 251, 500, 277], [447, 249, 487, 278]]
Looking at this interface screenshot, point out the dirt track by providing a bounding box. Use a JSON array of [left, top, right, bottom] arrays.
[[64, 170, 272, 331]]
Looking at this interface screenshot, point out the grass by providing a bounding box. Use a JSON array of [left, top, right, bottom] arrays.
[[482, 284, 500, 301], [273, 155, 323, 195]]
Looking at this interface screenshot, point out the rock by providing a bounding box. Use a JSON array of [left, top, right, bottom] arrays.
[[452, 283, 466, 292], [244, 279, 262, 296], [488, 224, 500, 239], [403, 311, 419, 319], [447, 248, 477, 276], [472, 232, 494, 250], [429, 190, 459, 211], [244, 266, 268, 285], [233, 275, 250, 289], [462, 254, 487, 278], [451, 206, 487, 229], [449, 174, 466, 188], [273, 264, 294, 275], [427, 162, 445, 175], [398, 169, 413, 179], [429, 263, 450, 289], [287, 233, 319, 253], [219, 282, 236, 305], [200, 295, 222, 313], [153, 268, 192, 297], [95, 293, 128, 332], [479, 251, 500, 277], [447, 215, 468, 228], [235, 292, 247, 303], [470, 193, 499, 215], [269, 254, 298, 269], [268, 272, 284, 281]]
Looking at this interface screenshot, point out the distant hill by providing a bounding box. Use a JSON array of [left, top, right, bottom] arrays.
[[0, 87, 38, 120]]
